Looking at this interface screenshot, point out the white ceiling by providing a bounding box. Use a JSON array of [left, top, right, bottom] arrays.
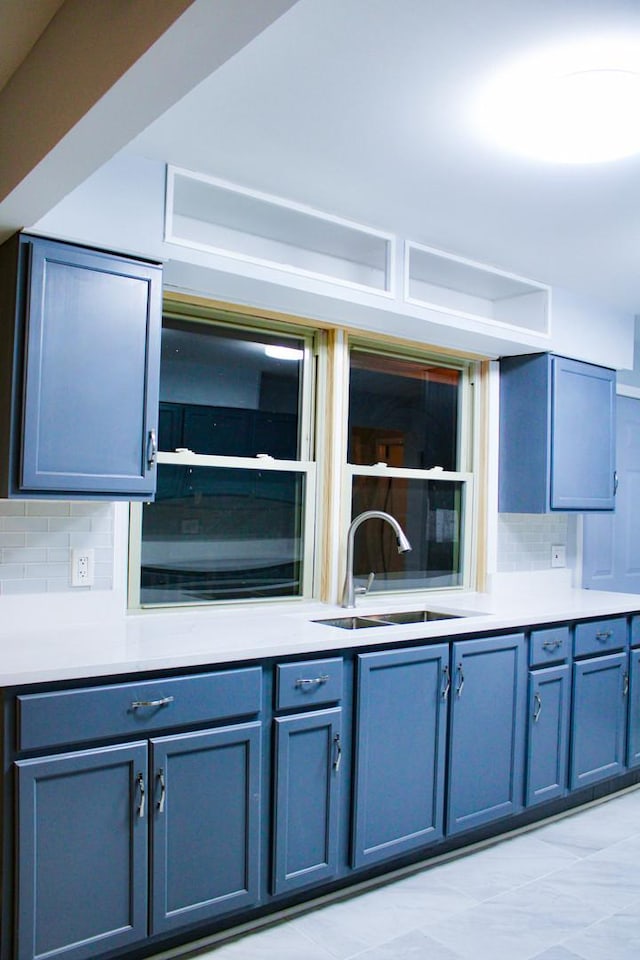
[[129, 0, 640, 316]]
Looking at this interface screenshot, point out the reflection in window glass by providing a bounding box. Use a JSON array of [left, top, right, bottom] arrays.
[[159, 319, 303, 459], [348, 351, 460, 471], [351, 476, 463, 591], [141, 465, 306, 604]]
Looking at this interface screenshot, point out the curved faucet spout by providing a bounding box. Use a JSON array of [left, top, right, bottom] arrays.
[[341, 510, 412, 608]]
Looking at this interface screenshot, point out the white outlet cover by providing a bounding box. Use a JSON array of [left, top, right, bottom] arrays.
[[71, 548, 95, 586]]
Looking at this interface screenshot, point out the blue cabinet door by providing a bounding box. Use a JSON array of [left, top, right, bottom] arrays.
[[499, 354, 616, 512], [525, 665, 570, 806], [570, 652, 628, 789], [16, 742, 148, 960], [19, 236, 161, 498], [150, 723, 261, 934], [352, 644, 448, 869], [447, 633, 526, 836], [551, 356, 616, 510], [272, 708, 341, 895], [627, 649, 640, 768]]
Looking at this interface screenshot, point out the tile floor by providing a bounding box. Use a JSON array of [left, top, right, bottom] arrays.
[[203, 786, 640, 960]]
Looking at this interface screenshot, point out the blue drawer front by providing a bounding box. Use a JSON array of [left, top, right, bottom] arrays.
[[17, 667, 262, 751], [573, 618, 627, 658], [529, 627, 570, 666], [276, 658, 343, 710]]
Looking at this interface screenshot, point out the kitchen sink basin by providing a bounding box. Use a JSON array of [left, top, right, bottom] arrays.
[[368, 609, 462, 624], [313, 609, 463, 629], [313, 615, 392, 630]]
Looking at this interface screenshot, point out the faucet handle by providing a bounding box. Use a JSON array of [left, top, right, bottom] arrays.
[[355, 571, 376, 597]]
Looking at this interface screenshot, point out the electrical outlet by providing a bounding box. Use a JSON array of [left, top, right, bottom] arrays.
[[551, 544, 566, 568], [71, 548, 94, 587]]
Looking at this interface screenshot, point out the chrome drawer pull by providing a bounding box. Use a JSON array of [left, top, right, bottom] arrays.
[[136, 772, 145, 819], [157, 768, 166, 814], [542, 639, 562, 651], [441, 664, 451, 701], [131, 695, 175, 710], [533, 692, 542, 723], [295, 675, 329, 689], [624, 672, 630, 697], [455, 663, 464, 698], [595, 630, 613, 641], [147, 429, 157, 468], [333, 733, 342, 773]]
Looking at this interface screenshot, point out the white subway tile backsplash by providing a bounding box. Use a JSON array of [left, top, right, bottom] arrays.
[[0, 501, 114, 595], [3, 517, 49, 533], [25, 502, 71, 517], [2, 579, 48, 595], [497, 513, 569, 572]]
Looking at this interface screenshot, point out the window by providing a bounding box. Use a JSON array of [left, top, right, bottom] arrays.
[[345, 347, 473, 594], [132, 314, 316, 606], [128, 308, 478, 609]]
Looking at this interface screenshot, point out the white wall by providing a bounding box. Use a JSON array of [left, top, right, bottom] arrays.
[[35, 152, 635, 369], [17, 150, 637, 621]]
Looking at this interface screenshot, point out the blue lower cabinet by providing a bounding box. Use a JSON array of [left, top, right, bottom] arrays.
[[570, 653, 628, 789], [15, 742, 148, 960], [525, 665, 570, 806], [447, 633, 527, 836], [628, 649, 640, 768], [352, 644, 449, 869], [272, 708, 341, 895], [150, 723, 262, 933]]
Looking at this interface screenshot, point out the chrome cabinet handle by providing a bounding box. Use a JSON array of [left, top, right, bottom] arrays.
[[542, 638, 563, 651], [441, 664, 451, 701], [333, 733, 342, 773], [455, 663, 464, 698], [533, 692, 542, 723], [136, 772, 145, 819], [295, 675, 329, 689], [157, 768, 166, 813], [614, 471, 619, 495], [595, 630, 613, 641], [147, 429, 157, 468], [623, 672, 630, 697], [131, 695, 175, 710]]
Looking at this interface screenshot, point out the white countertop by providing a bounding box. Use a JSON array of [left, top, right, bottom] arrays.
[[1, 578, 640, 687]]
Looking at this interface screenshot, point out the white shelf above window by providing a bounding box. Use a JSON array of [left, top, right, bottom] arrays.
[[405, 242, 550, 336], [166, 166, 394, 295]]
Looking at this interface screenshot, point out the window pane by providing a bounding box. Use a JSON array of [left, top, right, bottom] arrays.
[[348, 351, 460, 470], [141, 465, 306, 604], [351, 476, 463, 590], [159, 319, 304, 459]]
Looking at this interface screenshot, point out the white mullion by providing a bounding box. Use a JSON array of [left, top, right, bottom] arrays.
[[461, 476, 475, 589], [157, 451, 312, 473], [301, 465, 317, 597], [347, 464, 473, 483]]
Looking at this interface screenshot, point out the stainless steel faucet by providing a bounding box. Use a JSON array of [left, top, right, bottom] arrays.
[[341, 510, 412, 608]]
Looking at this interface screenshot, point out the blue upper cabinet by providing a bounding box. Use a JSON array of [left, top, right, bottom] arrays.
[[499, 353, 616, 512], [0, 233, 162, 499]]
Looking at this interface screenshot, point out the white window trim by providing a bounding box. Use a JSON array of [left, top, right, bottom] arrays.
[[344, 465, 474, 595], [129, 454, 317, 610]]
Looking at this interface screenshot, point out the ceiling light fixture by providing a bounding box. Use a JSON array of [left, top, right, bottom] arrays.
[[472, 35, 640, 163]]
